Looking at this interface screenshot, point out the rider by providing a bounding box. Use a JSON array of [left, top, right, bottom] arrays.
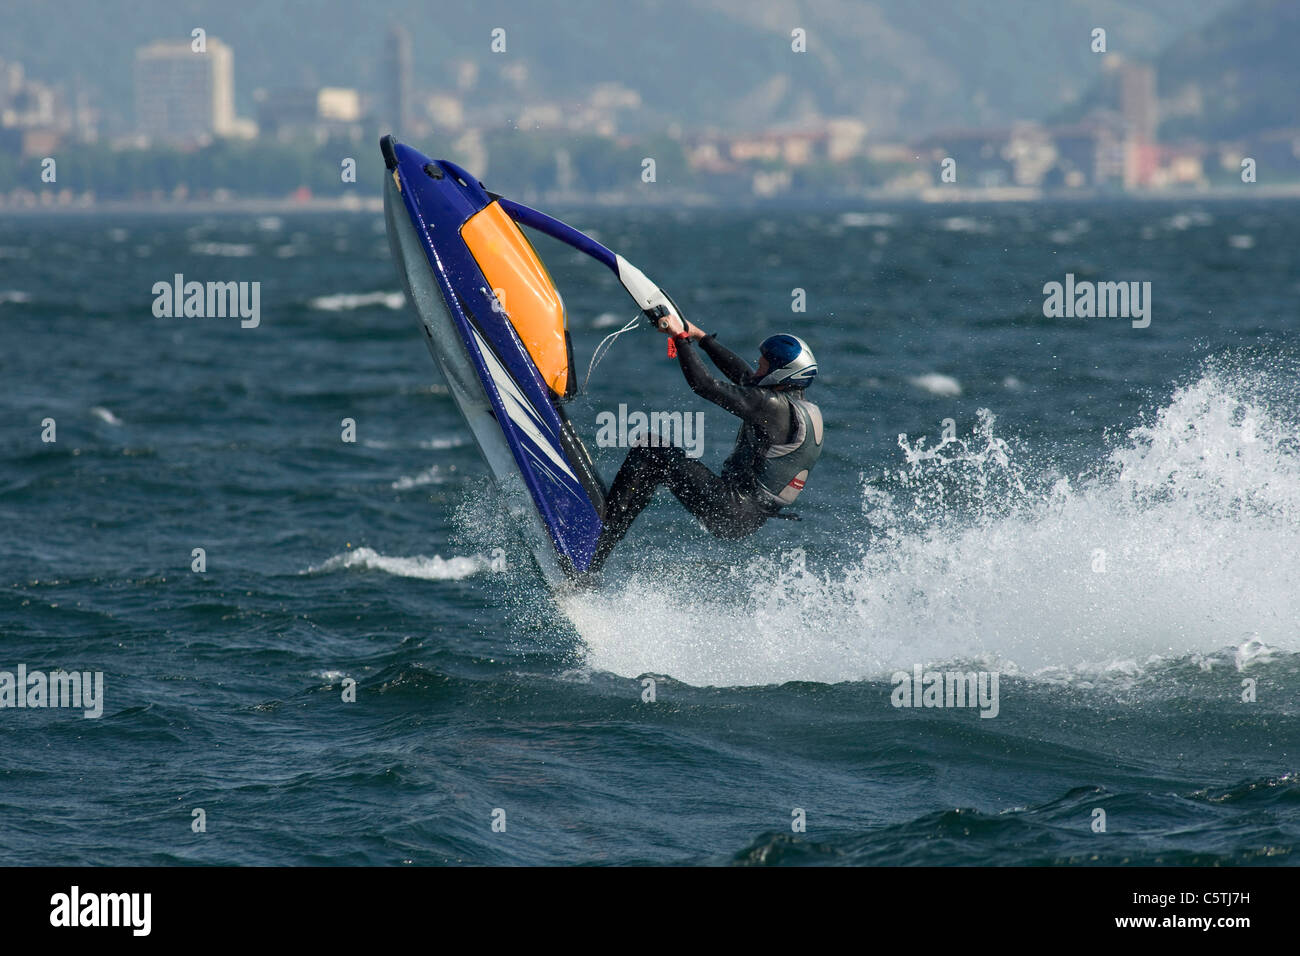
[[588, 312, 823, 572]]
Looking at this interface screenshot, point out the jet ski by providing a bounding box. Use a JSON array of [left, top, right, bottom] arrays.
[[380, 135, 683, 586]]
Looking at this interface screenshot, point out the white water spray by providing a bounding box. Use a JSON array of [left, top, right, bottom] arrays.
[[561, 367, 1300, 687]]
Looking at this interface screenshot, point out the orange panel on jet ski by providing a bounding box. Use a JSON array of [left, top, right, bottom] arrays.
[[461, 201, 568, 396]]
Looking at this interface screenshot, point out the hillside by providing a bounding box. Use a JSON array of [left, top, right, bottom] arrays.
[[0, 0, 1235, 138]]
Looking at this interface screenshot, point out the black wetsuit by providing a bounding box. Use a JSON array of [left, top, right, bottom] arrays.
[[590, 334, 808, 571]]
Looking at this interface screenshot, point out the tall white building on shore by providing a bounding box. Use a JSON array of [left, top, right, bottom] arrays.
[[134, 37, 249, 144]]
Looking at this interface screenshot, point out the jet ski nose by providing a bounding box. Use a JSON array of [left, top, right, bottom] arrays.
[[380, 133, 398, 170]]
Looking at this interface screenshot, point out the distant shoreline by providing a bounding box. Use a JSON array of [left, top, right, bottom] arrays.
[[2, 184, 1299, 216], [0, 196, 386, 216]]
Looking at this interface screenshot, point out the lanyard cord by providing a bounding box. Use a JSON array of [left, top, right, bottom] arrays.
[[581, 314, 644, 394]]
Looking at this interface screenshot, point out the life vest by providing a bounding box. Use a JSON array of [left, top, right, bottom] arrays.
[[726, 395, 823, 509]]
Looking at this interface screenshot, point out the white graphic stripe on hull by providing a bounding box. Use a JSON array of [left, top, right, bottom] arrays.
[[469, 326, 580, 486]]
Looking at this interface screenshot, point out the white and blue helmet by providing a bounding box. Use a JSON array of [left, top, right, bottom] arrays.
[[756, 334, 817, 388]]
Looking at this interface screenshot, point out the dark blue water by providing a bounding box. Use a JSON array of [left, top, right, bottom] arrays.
[[2, 201, 1297, 864]]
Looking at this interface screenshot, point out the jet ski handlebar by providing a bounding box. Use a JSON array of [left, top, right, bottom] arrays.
[[497, 197, 684, 333]]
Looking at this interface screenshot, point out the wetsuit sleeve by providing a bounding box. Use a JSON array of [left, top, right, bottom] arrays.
[[676, 338, 788, 430], [698, 333, 755, 385]]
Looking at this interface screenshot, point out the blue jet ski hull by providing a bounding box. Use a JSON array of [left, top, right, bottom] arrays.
[[381, 136, 605, 584]]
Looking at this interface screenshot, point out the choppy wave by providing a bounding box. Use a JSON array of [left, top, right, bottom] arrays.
[[362, 436, 469, 450], [562, 363, 1300, 687], [839, 212, 897, 228], [309, 291, 406, 311], [190, 241, 257, 257], [307, 546, 497, 581], [733, 773, 1298, 866], [391, 465, 452, 489], [939, 216, 993, 234], [909, 373, 962, 396]]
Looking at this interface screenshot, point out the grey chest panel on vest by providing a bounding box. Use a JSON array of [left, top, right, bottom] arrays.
[[753, 396, 823, 506]]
